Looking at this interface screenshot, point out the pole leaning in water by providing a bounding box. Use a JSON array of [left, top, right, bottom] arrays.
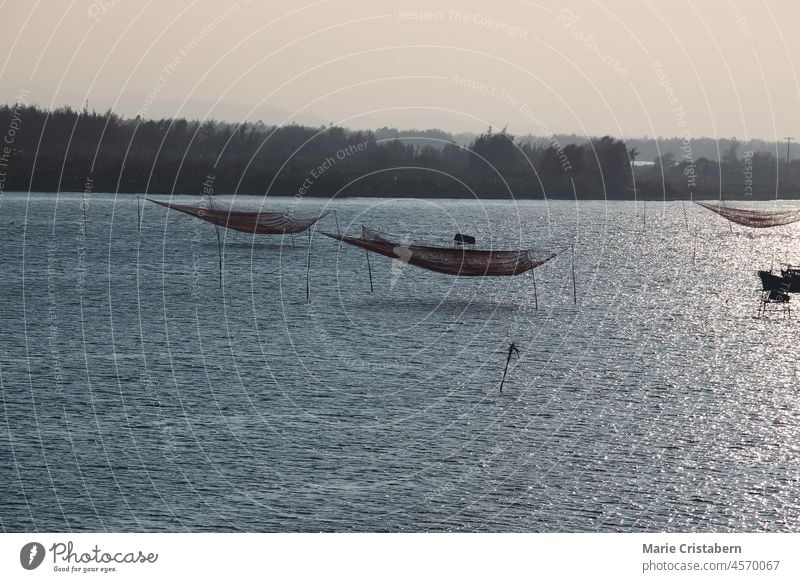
[[499, 341, 519, 392]]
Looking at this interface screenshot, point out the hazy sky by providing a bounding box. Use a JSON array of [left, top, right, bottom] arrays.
[[1, 0, 798, 140]]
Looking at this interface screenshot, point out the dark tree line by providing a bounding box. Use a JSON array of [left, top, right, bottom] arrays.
[[513, 134, 794, 165], [3, 103, 784, 200], [636, 138, 800, 200]]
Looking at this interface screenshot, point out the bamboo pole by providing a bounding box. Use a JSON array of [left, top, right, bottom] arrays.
[[571, 244, 577, 305], [207, 195, 223, 289], [333, 209, 341, 236], [532, 269, 538, 310], [499, 341, 519, 392], [643, 195, 646, 230], [305, 229, 312, 301], [720, 195, 733, 233], [681, 195, 689, 232], [136, 195, 141, 234], [362, 225, 374, 292], [683, 194, 696, 264], [80, 190, 87, 227], [365, 250, 374, 293]]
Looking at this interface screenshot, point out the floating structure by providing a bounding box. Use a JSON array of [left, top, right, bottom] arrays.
[[758, 265, 800, 293], [757, 264, 796, 317], [758, 288, 791, 318], [695, 201, 800, 228]]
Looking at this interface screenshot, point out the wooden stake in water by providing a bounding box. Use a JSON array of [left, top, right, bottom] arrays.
[[136, 195, 141, 234], [208, 195, 223, 289], [500, 341, 520, 392], [365, 250, 374, 293], [571, 244, 577, 305], [720, 196, 733, 234], [532, 269, 538, 310], [681, 195, 689, 232], [643, 196, 646, 230], [333, 209, 341, 236], [80, 190, 87, 227], [305, 229, 312, 301], [361, 225, 374, 292]]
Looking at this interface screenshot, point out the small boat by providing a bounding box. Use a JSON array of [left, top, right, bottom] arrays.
[[758, 265, 800, 292]]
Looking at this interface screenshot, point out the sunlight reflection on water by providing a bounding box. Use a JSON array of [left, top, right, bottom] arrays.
[[1, 193, 799, 532]]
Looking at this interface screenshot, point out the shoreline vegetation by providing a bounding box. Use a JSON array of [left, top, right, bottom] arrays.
[[1, 104, 797, 201]]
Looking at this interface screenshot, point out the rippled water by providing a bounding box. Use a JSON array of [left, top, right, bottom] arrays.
[[1, 192, 799, 532]]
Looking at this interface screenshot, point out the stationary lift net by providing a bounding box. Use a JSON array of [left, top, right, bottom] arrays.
[[696, 201, 800, 228], [149, 199, 329, 234], [322, 227, 559, 277]]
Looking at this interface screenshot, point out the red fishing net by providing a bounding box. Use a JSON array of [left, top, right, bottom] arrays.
[[322, 227, 559, 276], [696, 202, 800, 228], [148, 199, 329, 234]]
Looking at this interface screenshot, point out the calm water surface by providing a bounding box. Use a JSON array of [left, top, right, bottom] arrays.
[[1, 193, 799, 532]]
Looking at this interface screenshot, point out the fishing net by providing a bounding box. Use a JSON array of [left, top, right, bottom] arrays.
[[322, 227, 559, 276], [148, 199, 329, 234], [696, 201, 800, 228]]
